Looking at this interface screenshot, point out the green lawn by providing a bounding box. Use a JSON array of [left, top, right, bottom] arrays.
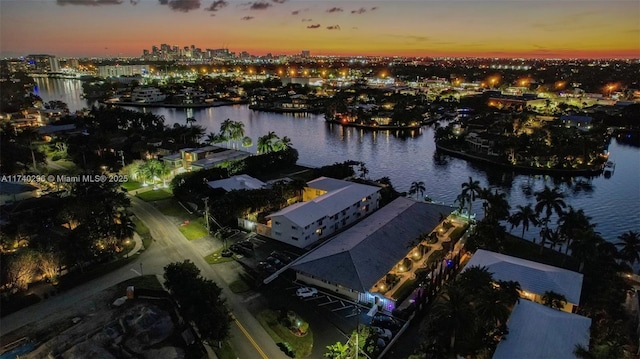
[[132, 216, 152, 249], [502, 234, 579, 271], [204, 248, 235, 264], [158, 199, 196, 219], [121, 180, 143, 191], [229, 279, 252, 293], [119, 275, 164, 291], [179, 218, 209, 240], [136, 188, 173, 201], [213, 340, 237, 359], [256, 309, 313, 358]]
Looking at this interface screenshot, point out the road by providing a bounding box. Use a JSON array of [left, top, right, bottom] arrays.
[[2, 196, 288, 359]]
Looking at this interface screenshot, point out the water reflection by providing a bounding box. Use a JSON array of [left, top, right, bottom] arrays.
[[31, 78, 640, 241]]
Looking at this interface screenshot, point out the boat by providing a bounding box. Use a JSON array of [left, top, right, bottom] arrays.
[[131, 87, 166, 103], [603, 160, 615, 178]]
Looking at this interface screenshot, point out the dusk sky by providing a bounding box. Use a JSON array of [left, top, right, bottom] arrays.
[[1, 0, 639, 59]]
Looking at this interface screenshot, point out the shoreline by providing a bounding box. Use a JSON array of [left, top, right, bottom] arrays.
[[325, 119, 422, 131], [101, 100, 247, 108], [436, 144, 604, 176]]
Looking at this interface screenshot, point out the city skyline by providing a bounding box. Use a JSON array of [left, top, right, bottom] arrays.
[[1, 0, 639, 59]]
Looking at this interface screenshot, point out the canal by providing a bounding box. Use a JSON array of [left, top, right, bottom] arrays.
[[33, 77, 640, 243]]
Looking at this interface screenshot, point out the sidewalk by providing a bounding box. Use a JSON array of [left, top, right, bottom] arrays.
[[126, 232, 144, 257]]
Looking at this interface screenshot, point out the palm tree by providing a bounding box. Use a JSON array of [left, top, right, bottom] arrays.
[[257, 131, 278, 154], [615, 231, 640, 267], [509, 204, 539, 241], [220, 118, 233, 147], [409, 181, 426, 200], [324, 341, 349, 358], [460, 177, 481, 220], [541, 290, 567, 310], [278, 135, 293, 151], [144, 159, 162, 187], [230, 121, 245, 148], [241, 136, 253, 149], [558, 206, 593, 254], [430, 283, 475, 355], [534, 186, 566, 253], [485, 190, 511, 222], [206, 132, 224, 145]]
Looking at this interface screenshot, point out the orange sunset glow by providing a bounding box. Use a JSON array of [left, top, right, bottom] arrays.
[[1, 0, 639, 58]]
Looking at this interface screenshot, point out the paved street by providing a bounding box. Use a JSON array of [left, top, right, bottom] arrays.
[[2, 196, 288, 359]]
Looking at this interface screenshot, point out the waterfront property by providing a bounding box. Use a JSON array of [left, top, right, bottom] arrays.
[[463, 249, 584, 312], [257, 177, 382, 248], [492, 299, 591, 359], [0, 182, 41, 206], [161, 145, 250, 172], [290, 197, 455, 312], [560, 115, 593, 131]]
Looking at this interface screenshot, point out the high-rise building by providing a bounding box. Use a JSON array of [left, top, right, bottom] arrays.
[[301, 50, 310, 58]]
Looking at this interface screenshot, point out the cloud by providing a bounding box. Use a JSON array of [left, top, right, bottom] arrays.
[[57, 0, 123, 5], [241, 16, 254, 20], [326, 25, 341, 30], [301, 18, 312, 22], [158, 0, 201, 12], [326, 7, 342, 13], [371, 6, 377, 11], [271, 0, 286, 3], [205, 0, 227, 11], [386, 34, 430, 42], [250, 1, 271, 10], [351, 7, 366, 14], [307, 24, 321, 29], [291, 8, 307, 15]]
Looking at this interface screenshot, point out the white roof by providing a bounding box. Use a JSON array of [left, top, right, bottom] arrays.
[[267, 178, 380, 227], [493, 300, 591, 359], [464, 249, 583, 304], [207, 174, 265, 192]]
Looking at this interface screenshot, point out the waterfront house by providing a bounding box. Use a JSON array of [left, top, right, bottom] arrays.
[[493, 300, 591, 359], [560, 115, 593, 131], [207, 175, 266, 192], [463, 249, 584, 312]]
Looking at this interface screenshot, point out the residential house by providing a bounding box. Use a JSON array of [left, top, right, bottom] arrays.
[[207, 175, 266, 192], [463, 249, 584, 312]]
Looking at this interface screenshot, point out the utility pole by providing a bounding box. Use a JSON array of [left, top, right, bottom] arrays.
[[203, 197, 210, 233]]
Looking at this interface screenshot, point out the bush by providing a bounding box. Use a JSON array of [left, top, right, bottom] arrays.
[[277, 342, 295, 358]]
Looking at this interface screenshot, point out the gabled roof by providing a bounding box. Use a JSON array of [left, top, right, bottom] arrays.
[[463, 249, 583, 304], [267, 177, 380, 227], [291, 197, 453, 292], [493, 300, 591, 359], [207, 174, 265, 192]]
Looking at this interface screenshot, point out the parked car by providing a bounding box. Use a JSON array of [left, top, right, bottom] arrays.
[[221, 249, 233, 257], [296, 287, 318, 298], [230, 244, 252, 256], [258, 261, 276, 274], [371, 326, 393, 341], [371, 315, 401, 330], [270, 251, 292, 264], [237, 240, 254, 249], [266, 256, 283, 268]]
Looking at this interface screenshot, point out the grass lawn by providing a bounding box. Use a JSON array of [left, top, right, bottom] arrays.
[[213, 341, 237, 359], [204, 248, 235, 264], [121, 180, 143, 191], [256, 309, 313, 358], [132, 216, 153, 249], [158, 199, 196, 219], [179, 218, 209, 240], [136, 188, 173, 201], [58, 256, 138, 290], [118, 275, 164, 291], [502, 234, 579, 271], [228, 276, 252, 293]]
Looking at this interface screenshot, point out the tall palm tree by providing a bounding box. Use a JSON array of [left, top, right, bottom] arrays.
[[558, 206, 593, 254], [220, 118, 234, 147], [430, 283, 475, 355], [278, 136, 293, 151], [534, 186, 566, 252], [615, 231, 640, 267], [410, 181, 426, 200], [257, 131, 279, 154], [185, 117, 196, 127], [460, 177, 481, 220], [485, 190, 511, 222], [230, 121, 245, 148], [206, 132, 224, 145], [144, 159, 162, 187], [509, 204, 539, 241]]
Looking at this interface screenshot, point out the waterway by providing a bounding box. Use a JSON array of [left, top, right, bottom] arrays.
[[33, 78, 640, 243]]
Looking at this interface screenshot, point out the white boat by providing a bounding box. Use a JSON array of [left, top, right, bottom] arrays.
[[131, 87, 166, 103], [604, 160, 615, 172]]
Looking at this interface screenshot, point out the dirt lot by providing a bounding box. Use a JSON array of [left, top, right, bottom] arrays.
[[2, 276, 200, 359]]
